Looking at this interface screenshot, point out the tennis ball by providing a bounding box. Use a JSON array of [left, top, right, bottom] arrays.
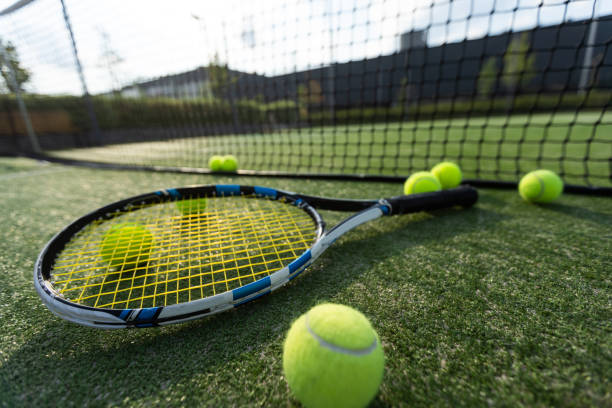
[[208, 155, 224, 171], [221, 155, 238, 172], [431, 161, 462, 189], [403, 171, 442, 195], [176, 198, 207, 216], [100, 223, 154, 268], [283, 303, 385, 408], [518, 169, 564, 203]]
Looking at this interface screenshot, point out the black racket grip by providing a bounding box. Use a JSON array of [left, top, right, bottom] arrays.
[[385, 185, 478, 215]]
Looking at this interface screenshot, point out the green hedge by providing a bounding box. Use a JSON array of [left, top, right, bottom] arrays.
[[91, 97, 234, 129], [0, 94, 300, 131], [0, 90, 608, 132], [307, 90, 611, 124]]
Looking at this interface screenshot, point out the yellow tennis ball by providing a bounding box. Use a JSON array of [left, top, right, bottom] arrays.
[[403, 171, 442, 194], [519, 169, 564, 203], [176, 198, 207, 216], [431, 161, 462, 189], [221, 155, 238, 172], [283, 303, 385, 408], [100, 223, 154, 268], [208, 155, 224, 171]]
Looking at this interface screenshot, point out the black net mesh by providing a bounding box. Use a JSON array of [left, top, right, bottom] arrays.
[[1, 0, 610, 189]]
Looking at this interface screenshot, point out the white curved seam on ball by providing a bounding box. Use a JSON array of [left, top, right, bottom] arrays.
[[533, 173, 546, 200], [305, 315, 377, 356], [415, 177, 436, 192]]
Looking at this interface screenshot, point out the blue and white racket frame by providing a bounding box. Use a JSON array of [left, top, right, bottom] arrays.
[[34, 184, 478, 328]]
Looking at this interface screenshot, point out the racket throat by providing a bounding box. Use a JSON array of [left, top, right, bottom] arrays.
[[311, 206, 385, 259]]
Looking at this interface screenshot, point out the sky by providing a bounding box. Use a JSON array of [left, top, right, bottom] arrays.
[[0, 0, 610, 95]]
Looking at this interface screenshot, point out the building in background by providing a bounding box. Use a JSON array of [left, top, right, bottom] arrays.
[[400, 30, 427, 51], [112, 18, 612, 110]]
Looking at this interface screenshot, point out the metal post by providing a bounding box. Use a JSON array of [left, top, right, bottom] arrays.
[[327, 0, 335, 123], [578, 1, 600, 94], [59, 0, 101, 143]]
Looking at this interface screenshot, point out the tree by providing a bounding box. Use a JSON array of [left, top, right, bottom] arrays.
[[0, 40, 30, 94], [297, 80, 323, 106], [297, 80, 323, 119], [206, 54, 240, 127], [207, 53, 237, 100], [97, 30, 124, 93], [396, 77, 407, 106], [477, 57, 498, 97], [501, 33, 535, 94]]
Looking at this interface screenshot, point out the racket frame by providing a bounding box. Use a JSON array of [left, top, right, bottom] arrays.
[[34, 184, 477, 328]]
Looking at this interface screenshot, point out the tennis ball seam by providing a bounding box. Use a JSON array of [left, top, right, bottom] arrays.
[[532, 173, 546, 201], [415, 178, 437, 191], [305, 314, 378, 356]]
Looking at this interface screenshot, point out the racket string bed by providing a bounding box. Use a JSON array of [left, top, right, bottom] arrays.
[[50, 194, 316, 310]]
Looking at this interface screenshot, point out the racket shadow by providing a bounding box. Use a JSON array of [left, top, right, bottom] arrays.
[[7, 207, 502, 404], [544, 202, 611, 225], [0, 300, 293, 405], [287, 206, 495, 295]]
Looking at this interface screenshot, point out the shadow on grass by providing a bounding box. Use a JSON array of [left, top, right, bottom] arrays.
[[1, 205, 505, 406], [544, 202, 612, 225], [475, 192, 510, 206]]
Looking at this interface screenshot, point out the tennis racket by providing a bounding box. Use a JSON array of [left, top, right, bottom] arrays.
[[34, 184, 478, 328]]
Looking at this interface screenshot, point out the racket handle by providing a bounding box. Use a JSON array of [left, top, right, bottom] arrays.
[[386, 185, 478, 215]]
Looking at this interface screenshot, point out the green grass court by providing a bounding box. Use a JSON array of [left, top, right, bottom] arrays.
[[0, 156, 609, 407], [48, 112, 612, 187]]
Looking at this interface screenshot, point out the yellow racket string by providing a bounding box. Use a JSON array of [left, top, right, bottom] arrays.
[[50, 195, 316, 309]]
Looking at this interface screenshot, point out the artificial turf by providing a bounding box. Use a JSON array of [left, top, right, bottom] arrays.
[[0, 156, 610, 407]]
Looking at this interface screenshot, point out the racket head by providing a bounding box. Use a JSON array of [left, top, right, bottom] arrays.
[[34, 185, 324, 328]]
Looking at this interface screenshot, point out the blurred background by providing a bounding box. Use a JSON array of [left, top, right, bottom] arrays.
[[1, 0, 610, 188]]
